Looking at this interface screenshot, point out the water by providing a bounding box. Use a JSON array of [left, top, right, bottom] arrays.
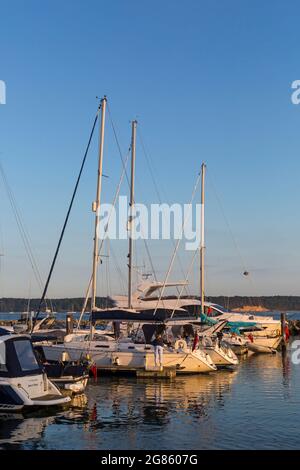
[[1, 344, 300, 450]]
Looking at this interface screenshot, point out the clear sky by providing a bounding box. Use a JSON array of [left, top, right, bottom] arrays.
[[1, 0, 300, 299]]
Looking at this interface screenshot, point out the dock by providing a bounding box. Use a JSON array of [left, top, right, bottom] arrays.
[[99, 365, 177, 379], [136, 366, 177, 379]]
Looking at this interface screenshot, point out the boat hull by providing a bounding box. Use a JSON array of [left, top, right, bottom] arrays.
[[41, 343, 217, 374], [246, 335, 282, 353], [49, 376, 89, 396], [203, 345, 239, 366], [0, 379, 70, 412]]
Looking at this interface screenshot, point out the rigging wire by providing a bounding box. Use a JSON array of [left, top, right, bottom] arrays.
[[170, 248, 199, 318], [110, 244, 127, 293], [107, 102, 130, 187], [153, 170, 202, 315], [207, 170, 258, 308], [105, 238, 111, 303], [76, 147, 131, 328], [0, 162, 52, 311], [32, 101, 101, 330], [137, 127, 191, 296], [107, 106, 159, 289]]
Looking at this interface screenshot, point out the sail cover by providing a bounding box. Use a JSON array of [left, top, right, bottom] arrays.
[[91, 308, 192, 324]]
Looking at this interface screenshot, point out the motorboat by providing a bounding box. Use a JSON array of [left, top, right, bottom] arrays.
[[200, 336, 239, 367], [0, 330, 70, 411], [41, 362, 89, 396], [110, 280, 281, 352], [33, 344, 90, 395], [222, 332, 249, 355], [37, 308, 218, 374], [161, 319, 239, 367], [113, 282, 281, 337]]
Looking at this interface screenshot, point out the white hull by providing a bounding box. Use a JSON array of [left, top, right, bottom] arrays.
[[0, 375, 70, 412], [203, 345, 239, 366], [247, 335, 282, 353], [41, 342, 217, 374], [50, 376, 89, 395], [0, 334, 71, 412], [112, 287, 282, 336], [223, 342, 248, 356]]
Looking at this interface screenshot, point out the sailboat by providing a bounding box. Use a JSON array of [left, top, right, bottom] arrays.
[[192, 163, 236, 366], [40, 98, 217, 374], [106, 163, 238, 367], [0, 329, 70, 411], [111, 161, 281, 354]]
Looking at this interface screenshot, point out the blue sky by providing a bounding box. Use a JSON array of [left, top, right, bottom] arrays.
[[1, 0, 300, 299]]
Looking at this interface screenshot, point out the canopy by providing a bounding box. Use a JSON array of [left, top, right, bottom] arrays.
[[200, 312, 257, 330], [0, 336, 42, 378], [0, 327, 11, 336], [91, 308, 195, 324]]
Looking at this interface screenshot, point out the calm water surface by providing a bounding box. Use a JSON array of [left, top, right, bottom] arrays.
[[0, 343, 300, 450]]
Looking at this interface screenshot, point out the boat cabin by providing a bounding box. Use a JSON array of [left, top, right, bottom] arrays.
[[0, 333, 42, 378]]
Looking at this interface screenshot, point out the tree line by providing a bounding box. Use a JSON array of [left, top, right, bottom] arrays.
[[0, 297, 113, 313], [1, 295, 300, 312]]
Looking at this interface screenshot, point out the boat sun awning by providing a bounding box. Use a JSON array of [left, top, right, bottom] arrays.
[[0, 335, 43, 378], [91, 307, 198, 324]]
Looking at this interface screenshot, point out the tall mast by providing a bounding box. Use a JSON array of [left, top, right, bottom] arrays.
[[128, 120, 137, 309], [91, 96, 107, 311], [200, 162, 206, 317]]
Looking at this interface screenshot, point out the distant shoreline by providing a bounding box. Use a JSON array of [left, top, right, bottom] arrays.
[[1, 296, 300, 313], [232, 305, 270, 313]]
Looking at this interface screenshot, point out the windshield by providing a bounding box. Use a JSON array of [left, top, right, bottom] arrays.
[[13, 340, 40, 372], [211, 304, 231, 313]]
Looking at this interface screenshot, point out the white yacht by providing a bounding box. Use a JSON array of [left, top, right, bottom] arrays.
[[112, 281, 281, 352], [200, 335, 239, 366], [35, 106, 233, 370], [38, 308, 240, 372], [0, 330, 71, 411], [39, 311, 218, 374], [40, 333, 217, 374], [113, 281, 280, 332], [36, 106, 219, 375], [109, 161, 281, 354]]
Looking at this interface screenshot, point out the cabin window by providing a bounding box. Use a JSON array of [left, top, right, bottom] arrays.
[[205, 306, 221, 317], [13, 340, 40, 372]]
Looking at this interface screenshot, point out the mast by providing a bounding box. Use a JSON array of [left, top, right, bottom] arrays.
[[200, 163, 206, 317], [128, 120, 137, 309], [91, 96, 107, 311]]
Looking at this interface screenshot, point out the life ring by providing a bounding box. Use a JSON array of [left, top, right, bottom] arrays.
[[175, 339, 187, 351]]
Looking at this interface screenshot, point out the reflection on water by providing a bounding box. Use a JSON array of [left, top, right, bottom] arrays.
[[1, 345, 300, 449], [0, 415, 54, 448]]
